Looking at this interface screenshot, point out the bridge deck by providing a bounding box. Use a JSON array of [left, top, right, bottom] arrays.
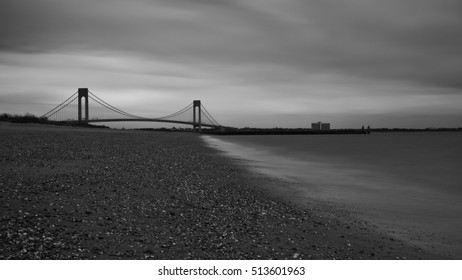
[[65, 118, 218, 128]]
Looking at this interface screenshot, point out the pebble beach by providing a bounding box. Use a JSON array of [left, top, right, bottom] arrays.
[[0, 122, 446, 259]]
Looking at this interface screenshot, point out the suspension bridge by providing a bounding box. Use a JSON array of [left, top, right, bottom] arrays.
[[41, 88, 226, 131]]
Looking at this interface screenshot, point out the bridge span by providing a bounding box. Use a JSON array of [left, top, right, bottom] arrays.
[[83, 118, 218, 128], [42, 88, 226, 132]]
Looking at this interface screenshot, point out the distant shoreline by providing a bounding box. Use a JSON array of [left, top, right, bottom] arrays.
[[1, 113, 461, 134], [139, 127, 462, 135], [200, 127, 462, 135]]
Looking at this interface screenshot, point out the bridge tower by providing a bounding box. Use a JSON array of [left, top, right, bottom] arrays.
[[193, 100, 201, 132], [78, 88, 89, 124]]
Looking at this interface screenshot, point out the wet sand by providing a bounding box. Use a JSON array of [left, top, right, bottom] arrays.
[[0, 122, 448, 259]]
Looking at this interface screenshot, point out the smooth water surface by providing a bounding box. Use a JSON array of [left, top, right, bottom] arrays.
[[202, 132, 462, 257]]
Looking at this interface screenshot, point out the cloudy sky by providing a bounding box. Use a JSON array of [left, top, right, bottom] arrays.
[[1, 0, 461, 128]]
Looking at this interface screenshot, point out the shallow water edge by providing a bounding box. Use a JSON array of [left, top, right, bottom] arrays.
[[201, 133, 462, 259]]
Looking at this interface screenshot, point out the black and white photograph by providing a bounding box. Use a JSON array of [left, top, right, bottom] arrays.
[[1, 0, 461, 278]]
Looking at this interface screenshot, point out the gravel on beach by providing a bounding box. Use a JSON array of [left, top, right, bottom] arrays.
[[0, 122, 445, 259]]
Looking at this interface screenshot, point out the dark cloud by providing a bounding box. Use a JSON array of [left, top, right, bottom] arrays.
[[2, 0, 461, 91]]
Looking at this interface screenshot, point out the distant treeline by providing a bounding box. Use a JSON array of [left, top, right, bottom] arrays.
[[0, 113, 49, 124], [0, 113, 109, 129], [371, 128, 462, 132], [203, 127, 370, 135], [136, 127, 195, 132], [202, 127, 462, 135]]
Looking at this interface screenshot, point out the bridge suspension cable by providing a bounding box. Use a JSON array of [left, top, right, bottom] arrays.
[[41, 91, 78, 119], [89, 91, 196, 121], [88, 91, 146, 119], [155, 102, 193, 120], [201, 103, 221, 127]]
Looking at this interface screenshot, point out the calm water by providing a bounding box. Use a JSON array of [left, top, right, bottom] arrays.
[[202, 132, 462, 257]]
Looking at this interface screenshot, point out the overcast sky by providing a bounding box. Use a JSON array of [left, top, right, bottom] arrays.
[[1, 0, 461, 128]]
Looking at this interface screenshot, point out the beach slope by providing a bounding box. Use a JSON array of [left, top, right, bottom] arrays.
[[0, 123, 444, 259]]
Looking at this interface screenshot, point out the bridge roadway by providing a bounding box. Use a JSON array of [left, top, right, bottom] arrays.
[[64, 118, 219, 128]]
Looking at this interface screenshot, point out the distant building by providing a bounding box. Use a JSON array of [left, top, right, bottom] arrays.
[[311, 122, 321, 130], [321, 123, 330, 130], [311, 122, 330, 130]]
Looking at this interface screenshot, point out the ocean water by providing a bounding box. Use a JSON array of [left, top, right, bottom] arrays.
[[202, 132, 462, 257]]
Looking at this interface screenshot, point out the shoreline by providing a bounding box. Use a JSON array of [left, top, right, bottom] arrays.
[[0, 122, 447, 259], [201, 134, 462, 259]]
